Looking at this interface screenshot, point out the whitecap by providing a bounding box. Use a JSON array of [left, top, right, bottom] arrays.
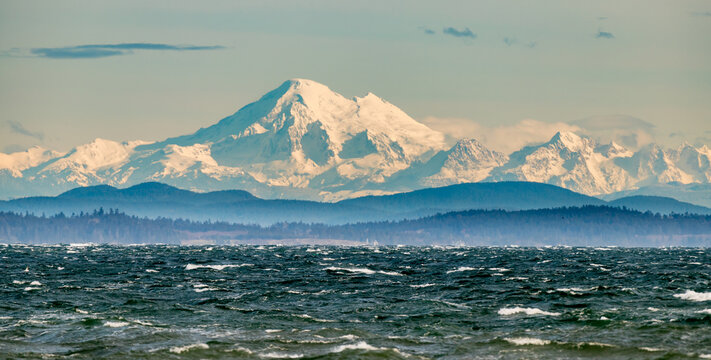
[[696, 309, 711, 314], [259, 352, 304, 358], [169, 343, 209, 354], [498, 307, 560, 316], [185, 264, 253, 270], [329, 341, 401, 354], [145, 269, 159, 273], [409, 283, 436, 288], [324, 267, 401, 276], [23, 287, 41, 291], [104, 321, 130, 328], [489, 267, 511, 272], [505, 337, 551, 346], [29, 281, 42, 286], [295, 314, 336, 323], [446, 266, 479, 274], [673, 290, 711, 302]]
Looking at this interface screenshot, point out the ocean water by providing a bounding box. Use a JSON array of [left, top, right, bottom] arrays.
[[1, 245, 710, 359]]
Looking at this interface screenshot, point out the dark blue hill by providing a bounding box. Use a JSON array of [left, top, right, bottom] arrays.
[[1, 181, 709, 225]]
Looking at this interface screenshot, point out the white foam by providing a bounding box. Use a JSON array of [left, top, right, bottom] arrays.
[[446, 266, 479, 274], [673, 290, 711, 302], [409, 283, 436, 288], [29, 281, 42, 286], [145, 269, 159, 273], [489, 267, 511, 272], [259, 353, 304, 359], [295, 314, 336, 322], [331, 341, 386, 353], [556, 287, 595, 294], [505, 337, 551, 346], [265, 329, 281, 333], [696, 309, 711, 314], [23, 287, 41, 291], [12, 280, 25, 285], [169, 343, 209, 354], [75, 308, 89, 314], [185, 264, 253, 270], [324, 267, 401, 276], [498, 307, 560, 316], [104, 321, 130, 328]]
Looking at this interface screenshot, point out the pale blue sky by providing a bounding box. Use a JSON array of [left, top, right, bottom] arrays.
[[1, 0, 710, 152]]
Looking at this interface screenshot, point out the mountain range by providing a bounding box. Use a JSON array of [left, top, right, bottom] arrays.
[[2, 79, 710, 205], [2, 181, 709, 226]]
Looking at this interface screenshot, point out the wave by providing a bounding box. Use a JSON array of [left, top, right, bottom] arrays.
[[185, 264, 253, 270], [446, 266, 480, 274], [324, 267, 401, 276], [169, 343, 209, 354], [673, 290, 711, 302], [259, 352, 304, 358], [498, 307, 561, 316], [505, 337, 551, 346], [104, 321, 130, 328], [329, 341, 404, 356], [410, 283, 436, 288]]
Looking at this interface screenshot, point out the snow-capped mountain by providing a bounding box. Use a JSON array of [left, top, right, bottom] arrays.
[[0, 79, 447, 200], [487, 131, 634, 195], [487, 131, 711, 196], [1, 79, 709, 201]]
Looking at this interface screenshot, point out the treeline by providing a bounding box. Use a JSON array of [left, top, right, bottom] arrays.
[[1, 206, 710, 246]]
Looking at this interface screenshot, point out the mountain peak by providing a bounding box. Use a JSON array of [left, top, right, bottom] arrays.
[[548, 131, 587, 151]]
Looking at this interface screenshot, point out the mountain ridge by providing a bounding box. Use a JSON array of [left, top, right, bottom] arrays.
[[1, 181, 709, 226], [1, 79, 710, 202]]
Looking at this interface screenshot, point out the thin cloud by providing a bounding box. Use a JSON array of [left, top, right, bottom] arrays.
[[443, 27, 476, 39], [595, 30, 615, 39], [419, 26, 436, 35], [691, 11, 711, 16], [8, 43, 224, 59], [7, 121, 44, 141], [503, 37, 536, 48], [421, 117, 579, 154]]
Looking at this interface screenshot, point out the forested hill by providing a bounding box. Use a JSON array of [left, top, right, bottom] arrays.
[[3, 182, 710, 226], [1, 206, 709, 247]]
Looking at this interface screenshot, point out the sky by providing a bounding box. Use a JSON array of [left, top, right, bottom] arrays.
[[1, 0, 710, 154]]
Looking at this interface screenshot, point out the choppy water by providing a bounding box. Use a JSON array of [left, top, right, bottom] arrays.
[[1, 245, 710, 359]]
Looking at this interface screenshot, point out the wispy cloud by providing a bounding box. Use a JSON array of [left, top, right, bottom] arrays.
[[4, 43, 224, 59], [503, 37, 517, 46], [419, 26, 436, 35], [691, 11, 711, 17], [503, 37, 536, 48], [443, 27, 476, 39], [570, 115, 655, 149], [595, 30, 615, 39], [7, 121, 44, 140], [421, 117, 579, 154]]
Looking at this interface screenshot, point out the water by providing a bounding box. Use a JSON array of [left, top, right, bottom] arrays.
[[1, 245, 710, 359]]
